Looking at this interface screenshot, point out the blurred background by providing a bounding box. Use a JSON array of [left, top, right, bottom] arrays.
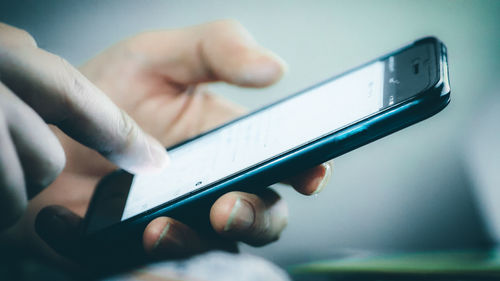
[[1, 0, 499, 270]]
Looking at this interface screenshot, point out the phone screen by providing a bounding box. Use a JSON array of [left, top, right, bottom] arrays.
[[120, 44, 432, 221], [122, 62, 385, 220]]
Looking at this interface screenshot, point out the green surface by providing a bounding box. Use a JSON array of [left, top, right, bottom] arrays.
[[290, 249, 500, 276]]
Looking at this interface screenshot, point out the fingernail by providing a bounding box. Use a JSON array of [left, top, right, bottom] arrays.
[[151, 222, 187, 254], [240, 49, 288, 86], [224, 197, 255, 232], [152, 222, 171, 251], [312, 161, 333, 195], [261, 48, 289, 74], [108, 130, 169, 174]]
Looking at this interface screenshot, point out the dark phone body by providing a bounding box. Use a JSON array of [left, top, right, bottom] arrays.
[[81, 37, 450, 262]]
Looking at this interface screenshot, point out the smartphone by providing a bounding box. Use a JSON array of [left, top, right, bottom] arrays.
[[82, 37, 450, 256]]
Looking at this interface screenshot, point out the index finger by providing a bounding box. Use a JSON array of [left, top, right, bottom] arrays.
[[0, 24, 168, 173]]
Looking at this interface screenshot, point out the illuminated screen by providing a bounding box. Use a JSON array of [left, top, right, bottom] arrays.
[[122, 61, 385, 220]]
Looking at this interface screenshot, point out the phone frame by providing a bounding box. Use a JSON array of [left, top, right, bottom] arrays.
[[81, 37, 451, 256]]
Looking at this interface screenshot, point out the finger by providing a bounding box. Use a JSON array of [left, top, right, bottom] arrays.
[[0, 108, 25, 230], [283, 160, 334, 195], [127, 19, 287, 87], [143, 216, 203, 259], [0, 24, 168, 174], [34, 205, 82, 261], [210, 190, 288, 246], [0, 82, 65, 198], [0, 22, 37, 47]]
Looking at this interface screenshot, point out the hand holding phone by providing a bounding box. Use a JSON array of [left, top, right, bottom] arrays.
[[77, 34, 450, 271], [5, 20, 332, 272]]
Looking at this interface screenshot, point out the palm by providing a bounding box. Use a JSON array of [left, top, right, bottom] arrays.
[[85, 49, 243, 147]]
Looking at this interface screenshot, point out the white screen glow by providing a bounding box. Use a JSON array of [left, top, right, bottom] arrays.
[[122, 61, 385, 220]]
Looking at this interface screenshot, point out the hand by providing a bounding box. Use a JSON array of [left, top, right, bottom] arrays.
[[1, 20, 333, 272], [0, 23, 168, 230]]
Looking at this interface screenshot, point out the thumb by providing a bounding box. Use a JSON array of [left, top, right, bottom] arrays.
[[130, 20, 288, 88], [35, 205, 148, 272], [35, 205, 82, 261]]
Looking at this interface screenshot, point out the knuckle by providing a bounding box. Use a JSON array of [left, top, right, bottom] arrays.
[[0, 23, 37, 49], [52, 55, 85, 113], [210, 19, 243, 31], [201, 19, 247, 39], [203, 19, 256, 50], [14, 28, 37, 47], [57, 56, 79, 88]]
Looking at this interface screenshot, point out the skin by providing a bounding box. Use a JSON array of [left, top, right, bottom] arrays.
[[0, 23, 169, 230], [0, 20, 333, 275]]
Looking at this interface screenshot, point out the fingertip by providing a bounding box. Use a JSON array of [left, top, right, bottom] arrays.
[[234, 48, 288, 87], [288, 161, 333, 195], [144, 134, 171, 171], [210, 193, 237, 233], [267, 49, 289, 75], [35, 205, 80, 238], [108, 130, 169, 175], [143, 217, 171, 254], [35, 206, 56, 242], [311, 161, 333, 195]]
